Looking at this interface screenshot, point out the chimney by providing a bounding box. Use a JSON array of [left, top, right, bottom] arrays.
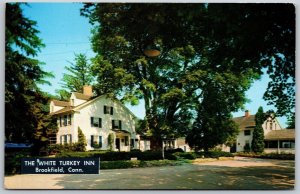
[[245, 110, 250, 117], [83, 85, 93, 97]]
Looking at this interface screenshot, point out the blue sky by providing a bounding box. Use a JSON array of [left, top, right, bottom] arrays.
[[22, 3, 288, 128]]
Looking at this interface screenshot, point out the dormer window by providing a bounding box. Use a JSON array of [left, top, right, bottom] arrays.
[[104, 106, 113, 115]]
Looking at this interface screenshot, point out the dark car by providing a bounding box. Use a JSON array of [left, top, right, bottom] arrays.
[[5, 142, 33, 149]]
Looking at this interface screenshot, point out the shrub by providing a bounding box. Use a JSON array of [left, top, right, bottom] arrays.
[[136, 151, 163, 160], [100, 160, 134, 169], [261, 153, 295, 160], [77, 127, 87, 151], [196, 151, 233, 158], [5, 151, 31, 175], [173, 152, 197, 160], [166, 148, 184, 154], [234, 152, 295, 160], [100, 160, 182, 169]]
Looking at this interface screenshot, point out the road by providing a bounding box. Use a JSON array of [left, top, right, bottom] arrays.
[[4, 157, 295, 190]]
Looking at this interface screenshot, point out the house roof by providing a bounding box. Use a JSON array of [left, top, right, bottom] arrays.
[[232, 115, 256, 130], [73, 95, 137, 119], [50, 94, 137, 118], [50, 106, 75, 115], [73, 92, 92, 100], [52, 100, 70, 107], [264, 129, 295, 140], [176, 137, 187, 146]]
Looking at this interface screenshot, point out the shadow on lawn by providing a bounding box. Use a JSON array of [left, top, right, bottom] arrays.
[[52, 161, 295, 190]]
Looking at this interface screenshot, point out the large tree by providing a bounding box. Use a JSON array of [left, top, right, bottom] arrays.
[[56, 53, 93, 99], [5, 3, 56, 151], [81, 3, 295, 150]]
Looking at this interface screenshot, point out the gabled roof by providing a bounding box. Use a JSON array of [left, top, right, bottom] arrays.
[[73, 92, 92, 100], [73, 95, 137, 119], [50, 94, 137, 118], [232, 115, 256, 130], [264, 129, 295, 140], [50, 106, 75, 115], [52, 100, 70, 107]]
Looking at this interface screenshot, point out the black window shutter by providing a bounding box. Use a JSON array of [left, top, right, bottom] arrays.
[[99, 118, 102, 128], [99, 136, 102, 148], [69, 114, 72, 125], [91, 117, 94, 127], [104, 106, 107, 114], [60, 117, 62, 127], [112, 120, 115, 129], [119, 120, 122, 130], [70, 134, 72, 143], [91, 135, 94, 147], [110, 107, 113, 115]]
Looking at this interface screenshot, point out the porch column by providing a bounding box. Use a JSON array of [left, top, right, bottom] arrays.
[[277, 139, 280, 154]]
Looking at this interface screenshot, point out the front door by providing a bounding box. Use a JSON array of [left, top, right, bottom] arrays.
[[116, 138, 120, 151]]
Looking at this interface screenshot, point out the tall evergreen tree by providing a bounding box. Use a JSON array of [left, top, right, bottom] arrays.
[[56, 53, 93, 98], [286, 113, 295, 129], [5, 3, 56, 149], [252, 107, 265, 153]]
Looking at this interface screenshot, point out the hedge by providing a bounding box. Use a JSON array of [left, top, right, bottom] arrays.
[[235, 152, 295, 160], [56, 150, 177, 161], [195, 151, 233, 158], [100, 160, 182, 169], [5, 151, 31, 175]]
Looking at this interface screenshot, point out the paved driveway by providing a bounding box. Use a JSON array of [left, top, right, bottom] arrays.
[[4, 157, 295, 190]]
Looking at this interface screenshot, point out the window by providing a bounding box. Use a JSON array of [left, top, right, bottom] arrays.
[[68, 114, 72, 125], [91, 117, 102, 128], [281, 140, 295, 148], [270, 121, 273, 130], [60, 134, 72, 144], [63, 135, 68, 144], [112, 120, 122, 129], [63, 115, 68, 126], [131, 139, 134, 148], [104, 106, 113, 115], [91, 135, 102, 148], [59, 117, 62, 127], [244, 130, 251, 136], [125, 136, 129, 146]]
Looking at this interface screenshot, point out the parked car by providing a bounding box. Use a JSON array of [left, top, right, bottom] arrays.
[[5, 142, 33, 149]]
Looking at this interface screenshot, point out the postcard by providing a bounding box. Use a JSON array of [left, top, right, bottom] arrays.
[[4, 1, 295, 190]]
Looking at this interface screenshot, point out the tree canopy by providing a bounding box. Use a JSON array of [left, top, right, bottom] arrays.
[[5, 3, 57, 151], [81, 3, 295, 149]]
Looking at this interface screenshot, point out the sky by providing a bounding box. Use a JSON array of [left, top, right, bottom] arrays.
[[21, 3, 289, 128]]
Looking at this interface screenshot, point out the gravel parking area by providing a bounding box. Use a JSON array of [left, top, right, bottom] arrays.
[[4, 157, 295, 190]]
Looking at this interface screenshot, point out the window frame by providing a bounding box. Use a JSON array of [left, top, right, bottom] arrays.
[[91, 117, 102, 128], [63, 115, 68, 126], [244, 130, 251, 136], [104, 105, 114, 115], [112, 120, 122, 129]]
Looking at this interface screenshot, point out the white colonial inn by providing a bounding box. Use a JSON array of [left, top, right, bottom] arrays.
[[50, 85, 141, 151]]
